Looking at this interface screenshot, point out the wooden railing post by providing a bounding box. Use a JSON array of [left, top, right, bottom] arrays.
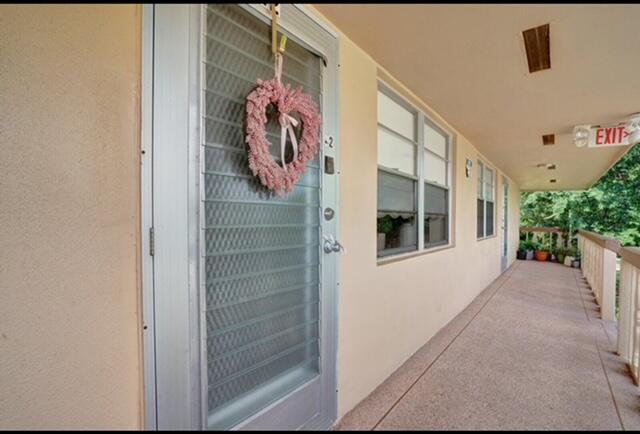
[[617, 247, 640, 384], [578, 230, 620, 322], [576, 232, 640, 383], [601, 248, 617, 322]]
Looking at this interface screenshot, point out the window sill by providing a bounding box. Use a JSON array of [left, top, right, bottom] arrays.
[[377, 242, 455, 266], [477, 234, 497, 242]]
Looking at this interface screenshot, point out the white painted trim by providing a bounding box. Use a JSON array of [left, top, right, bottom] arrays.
[[295, 4, 339, 38], [140, 4, 156, 430], [148, 5, 203, 429]]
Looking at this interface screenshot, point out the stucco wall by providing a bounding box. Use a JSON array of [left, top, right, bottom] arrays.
[[335, 34, 521, 419], [0, 5, 142, 429]]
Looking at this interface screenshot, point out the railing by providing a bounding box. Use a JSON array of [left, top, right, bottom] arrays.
[[520, 226, 577, 250], [577, 230, 640, 385], [577, 230, 619, 322], [617, 246, 640, 384]]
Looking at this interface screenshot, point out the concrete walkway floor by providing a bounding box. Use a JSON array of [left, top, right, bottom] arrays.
[[335, 260, 640, 430]]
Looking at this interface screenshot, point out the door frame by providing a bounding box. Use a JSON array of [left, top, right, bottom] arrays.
[[140, 4, 156, 429], [140, 4, 340, 430]]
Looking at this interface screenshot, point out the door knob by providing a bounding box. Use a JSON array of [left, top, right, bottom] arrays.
[[323, 234, 346, 254]]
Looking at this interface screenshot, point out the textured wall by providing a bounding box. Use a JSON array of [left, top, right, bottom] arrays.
[[335, 35, 521, 418], [0, 5, 142, 429]]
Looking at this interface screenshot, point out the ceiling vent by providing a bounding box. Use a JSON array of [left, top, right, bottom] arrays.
[[523, 24, 551, 73], [542, 134, 555, 145]]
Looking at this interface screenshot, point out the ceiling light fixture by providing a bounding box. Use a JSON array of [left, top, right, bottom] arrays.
[[626, 114, 640, 145], [573, 125, 591, 147]]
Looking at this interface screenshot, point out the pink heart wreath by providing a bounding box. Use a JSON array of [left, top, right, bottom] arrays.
[[245, 54, 321, 197]]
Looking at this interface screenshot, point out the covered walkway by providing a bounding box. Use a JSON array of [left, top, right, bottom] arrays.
[[336, 260, 640, 430]]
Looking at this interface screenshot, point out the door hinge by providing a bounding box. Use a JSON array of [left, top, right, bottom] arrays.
[[149, 227, 155, 256]]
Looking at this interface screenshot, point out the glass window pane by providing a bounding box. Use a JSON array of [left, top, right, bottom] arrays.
[[486, 201, 494, 236], [484, 166, 493, 185], [424, 122, 447, 159], [477, 198, 485, 238], [477, 161, 484, 199], [378, 91, 415, 141], [377, 169, 417, 257], [424, 214, 448, 247], [424, 152, 447, 186], [378, 127, 416, 176], [484, 181, 494, 201], [377, 213, 417, 257], [424, 183, 447, 215], [378, 170, 416, 213]]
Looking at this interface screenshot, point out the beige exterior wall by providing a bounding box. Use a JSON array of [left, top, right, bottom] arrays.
[[332, 24, 521, 420], [0, 5, 142, 429], [0, 4, 520, 429]]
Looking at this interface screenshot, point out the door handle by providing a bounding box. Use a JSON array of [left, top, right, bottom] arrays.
[[323, 234, 346, 254]]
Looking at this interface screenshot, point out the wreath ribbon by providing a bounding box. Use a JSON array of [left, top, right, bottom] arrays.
[[279, 112, 299, 170], [275, 53, 298, 170]]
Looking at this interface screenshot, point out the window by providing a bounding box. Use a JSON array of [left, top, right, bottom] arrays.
[[423, 121, 450, 248], [377, 87, 418, 257], [377, 84, 453, 258], [477, 160, 495, 238]]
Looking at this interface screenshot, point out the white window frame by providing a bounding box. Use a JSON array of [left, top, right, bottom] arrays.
[[422, 117, 452, 249], [377, 82, 454, 261], [477, 159, 496, 240]]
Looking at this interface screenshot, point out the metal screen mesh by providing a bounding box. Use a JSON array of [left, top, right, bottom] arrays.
[[203, 4, 322, 429]]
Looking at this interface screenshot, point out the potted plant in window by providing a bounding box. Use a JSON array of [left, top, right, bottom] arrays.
[[377, 215, 393, 251]]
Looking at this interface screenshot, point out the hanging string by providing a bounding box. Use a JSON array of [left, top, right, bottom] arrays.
[[270, 5, 297, 170], [271, 4, 278, 55], [276, 45, 298, 170]]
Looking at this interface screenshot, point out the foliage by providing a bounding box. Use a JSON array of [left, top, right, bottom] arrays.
[[378, 215, 415, 235], [518, 240, 527, 251], [377, 215, 394, 234], [519, 239, 538, 251], [521, 143, 640, 247]]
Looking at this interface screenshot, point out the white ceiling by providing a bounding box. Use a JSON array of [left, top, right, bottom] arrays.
[[314, 4, 640, 191]]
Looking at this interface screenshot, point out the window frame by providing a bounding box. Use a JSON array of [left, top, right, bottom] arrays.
[[476, 158, 496, 240], [422, 117, 451, 249], [377, 82, 454, 261]]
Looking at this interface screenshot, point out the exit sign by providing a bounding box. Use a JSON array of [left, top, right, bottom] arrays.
[[589, 124, 630, 147]]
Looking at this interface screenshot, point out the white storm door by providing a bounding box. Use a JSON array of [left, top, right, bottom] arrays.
[[145, 3, 339, 431]]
